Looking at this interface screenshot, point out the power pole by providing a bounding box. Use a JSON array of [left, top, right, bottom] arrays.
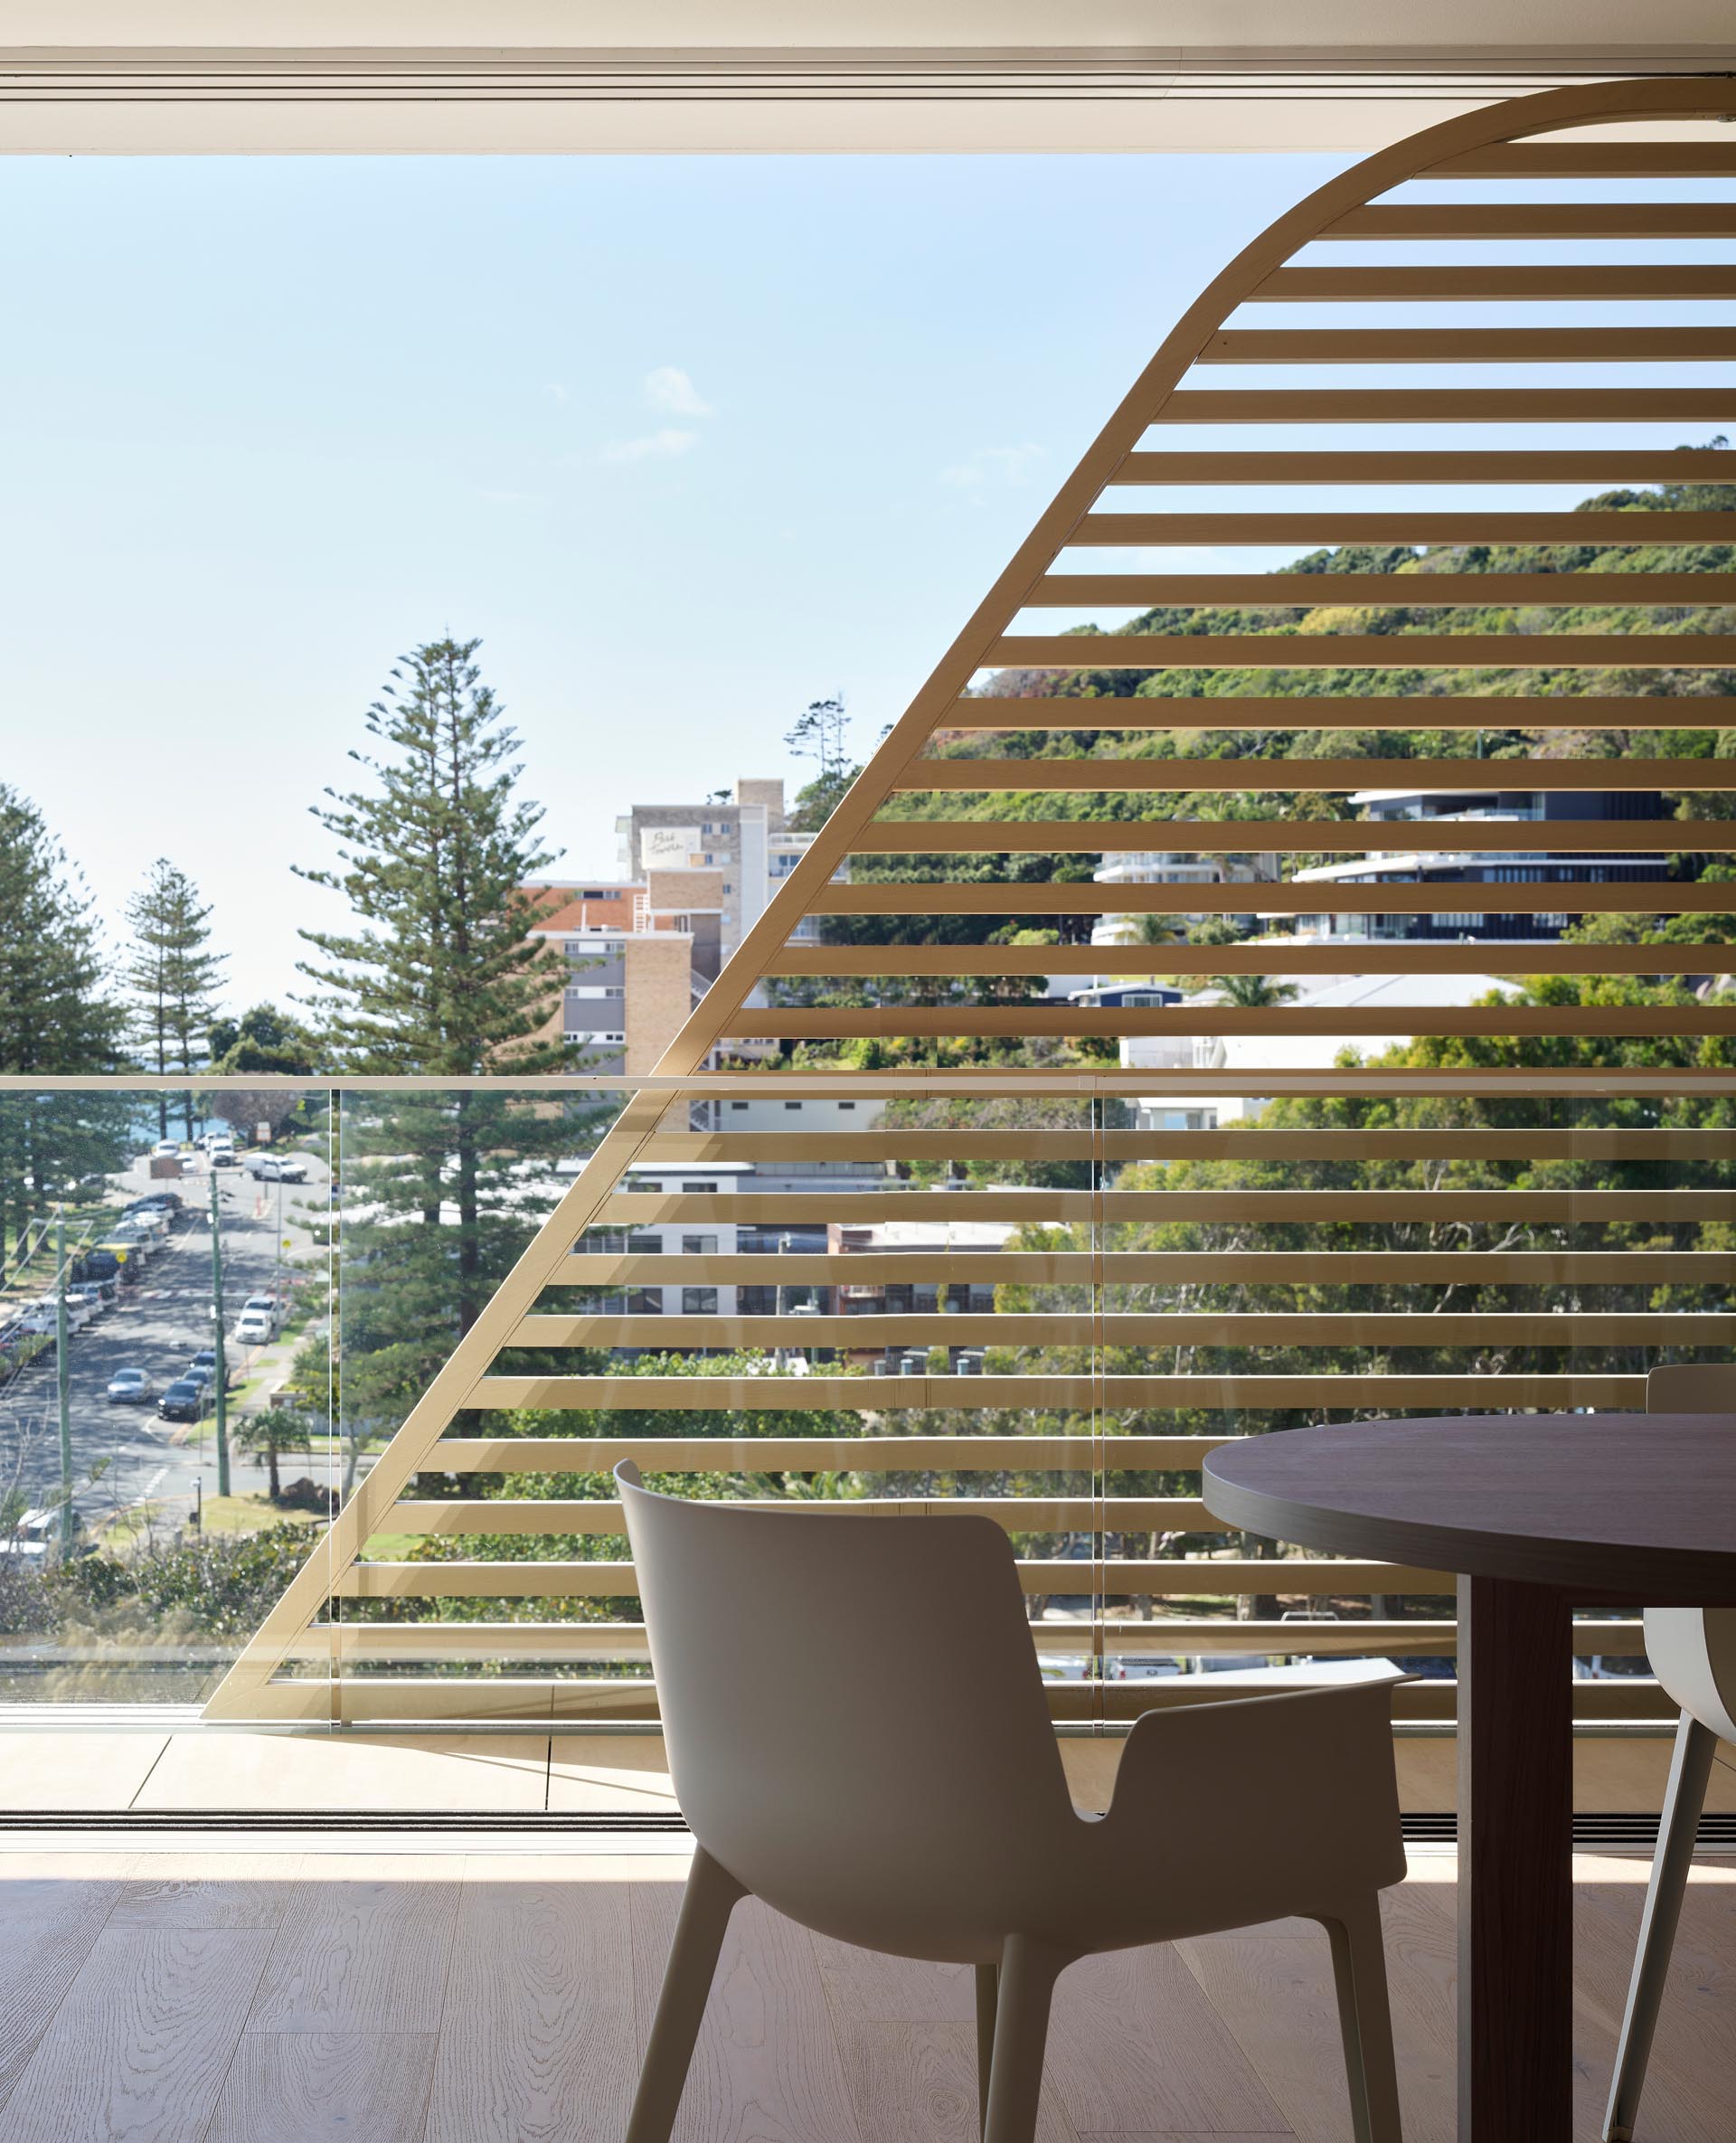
[[54, 1204, 74, 1554], [209, 1165, 231, 1497]]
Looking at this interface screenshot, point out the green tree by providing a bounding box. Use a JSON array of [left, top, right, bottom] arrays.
[[294, 638, 596, 1431], [124, 858, 227, 1139], [0, 789, 129, 1264], [209, 1002, 320, 1077]]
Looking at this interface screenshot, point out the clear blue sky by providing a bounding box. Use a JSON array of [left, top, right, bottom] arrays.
[[0, 151, 1345, 1009], [2, 153, 1726, 1013]]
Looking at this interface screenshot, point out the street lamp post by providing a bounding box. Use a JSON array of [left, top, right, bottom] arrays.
[[208, 1165, 231, 1497], [54, 1204, 74, 1553]]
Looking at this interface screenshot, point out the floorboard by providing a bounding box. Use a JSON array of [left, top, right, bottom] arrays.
[[423, 1858, 637, 2143], [246, 1856, 460, 2036], [0, 1924, 272, 2143], [0, 1858, 137, 2111], [205, 2031, 438, 2143]]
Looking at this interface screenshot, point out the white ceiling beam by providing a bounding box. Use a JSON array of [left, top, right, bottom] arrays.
[[0, 5, 1731, 153]]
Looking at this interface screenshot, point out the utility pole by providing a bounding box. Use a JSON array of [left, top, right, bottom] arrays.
[[209, 1165, 231, 1497], [54, 1204, 74, 1554]]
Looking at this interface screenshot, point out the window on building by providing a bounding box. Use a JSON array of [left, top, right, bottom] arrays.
[[680, 1181, 719, 1194], [682, 1287, 719, 1314], [627, 1234, 663, 1255], [730, 1100, 749, 1110], [784, 1100, 802, 1110], [682, 1233, 719, 1254]]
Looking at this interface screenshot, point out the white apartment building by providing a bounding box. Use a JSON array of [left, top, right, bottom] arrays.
[[1089, 848, 1279, 952]]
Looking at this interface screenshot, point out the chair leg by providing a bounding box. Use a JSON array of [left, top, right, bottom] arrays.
[[983, 1936, 1069, 2143], [1324, 1894, 1403, 2143], [975, 1963, 998, 2140], [625, 1846, 746, 2143], [1603, 1711, 1718, 2143]]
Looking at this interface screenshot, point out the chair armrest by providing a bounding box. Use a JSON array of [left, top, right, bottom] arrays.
[[1103, 1677, 1408, 1901]]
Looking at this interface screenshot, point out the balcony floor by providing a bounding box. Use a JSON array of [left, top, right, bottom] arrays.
[[0, 1841, 1730, 2142], [3, 1723, 1736, 1817]]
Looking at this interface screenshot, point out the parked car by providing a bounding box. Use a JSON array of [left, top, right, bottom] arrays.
[[243, 1152, 307, 1183], [232, 1310, 275, 1345], [187, 1348, 233, 1390], [42, 1293, 93, 1333], [157, 1377, 205, 1423], [13, 1308, 56, 1337], [106, 1367, 156, 1402], [241, 1294, 283, 1335], [209, 1144, 239, 1168], [150, 1138, 181, 1160], [63, 1283, 109, 1316], [126, 1193, 182, 1223]]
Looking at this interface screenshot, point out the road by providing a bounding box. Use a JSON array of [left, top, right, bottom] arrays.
[[0, 1148, 332, 1540]]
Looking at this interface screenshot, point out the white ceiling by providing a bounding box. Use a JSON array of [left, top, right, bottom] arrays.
[[1, 3, 1732, 153]]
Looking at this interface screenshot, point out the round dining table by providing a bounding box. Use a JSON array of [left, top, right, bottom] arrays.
[[1203, 1412, 1736, 2143]]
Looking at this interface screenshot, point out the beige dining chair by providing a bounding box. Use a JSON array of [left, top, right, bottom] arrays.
[[1602, 1364, 1736, 2141], [617, 1460, 1410, 2143]]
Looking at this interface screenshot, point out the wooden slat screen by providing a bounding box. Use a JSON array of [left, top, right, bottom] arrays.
[[207, 75, 1736, 1730]]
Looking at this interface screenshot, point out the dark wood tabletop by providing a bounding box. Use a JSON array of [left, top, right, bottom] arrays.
[[1203, 1411, 1736, 1600]]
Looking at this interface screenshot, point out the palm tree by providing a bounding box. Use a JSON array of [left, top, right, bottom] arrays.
[[1215, 972, 1300, 1008], [233, 1406, 314, 1502]]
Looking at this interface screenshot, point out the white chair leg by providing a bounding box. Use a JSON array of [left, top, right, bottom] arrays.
[[975, 1962, 998, 2139], [626, 1846, 746, 2143], [983, 1936, 1069, 2143], [1324, 1894, 1403, 2143], [1603, 1711, 1718, 2143]]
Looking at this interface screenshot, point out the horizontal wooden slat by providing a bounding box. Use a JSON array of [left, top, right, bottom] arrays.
[[560, 1250, 1725, 1285], [293, 1624, 652, 1661], [768, 942, 1734, 977], [426, 1434, 1233, 1472], [511, 1311, 1736, 1348], [1428, 144, 1736, 177], [387, 1496, 1209, 1535], [597, 1188, 1736, 1223], [1253, 266, 1736, 302], [849, 818, 1736, 855], [720, 1006, 1736, 1041], [1114, 450, 1736, 485], [1194, 328, 1736, 366], [810, 882, 1734, 917], [274, 1677, 1675, 1726], [896, 756, 1736, 793], [1024, 572, 1731, 610], [288, 1617, 1648, 1663], [940, 694, 1736, 730], [1156, 391, 1736, 426], [471, 1374, 1645, 1411], [1073, 512, 1736, 545], [984, 635, 1736, 671], [1324, 203, 1736, 240], [631, 1128, 1734, 1160], [335, 1557, 1452, 1600]]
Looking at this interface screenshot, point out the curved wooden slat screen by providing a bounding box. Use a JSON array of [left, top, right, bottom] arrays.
[[209, 75, 1736, 1726]]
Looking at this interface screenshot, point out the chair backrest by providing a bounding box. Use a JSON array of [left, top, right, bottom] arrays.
[[617, 1462, 1074, 1929], [1643, 1366, 1736, 1741]]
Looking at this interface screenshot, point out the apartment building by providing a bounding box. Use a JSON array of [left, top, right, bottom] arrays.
[[617, 777, 830, 982], [524, 880, 703, 1076], [1089, 847, 1278, 952], [1280, 785, 1681, 944]]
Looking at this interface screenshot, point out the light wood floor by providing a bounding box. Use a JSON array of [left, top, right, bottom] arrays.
[[0, 1848, 1729, 2142]]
